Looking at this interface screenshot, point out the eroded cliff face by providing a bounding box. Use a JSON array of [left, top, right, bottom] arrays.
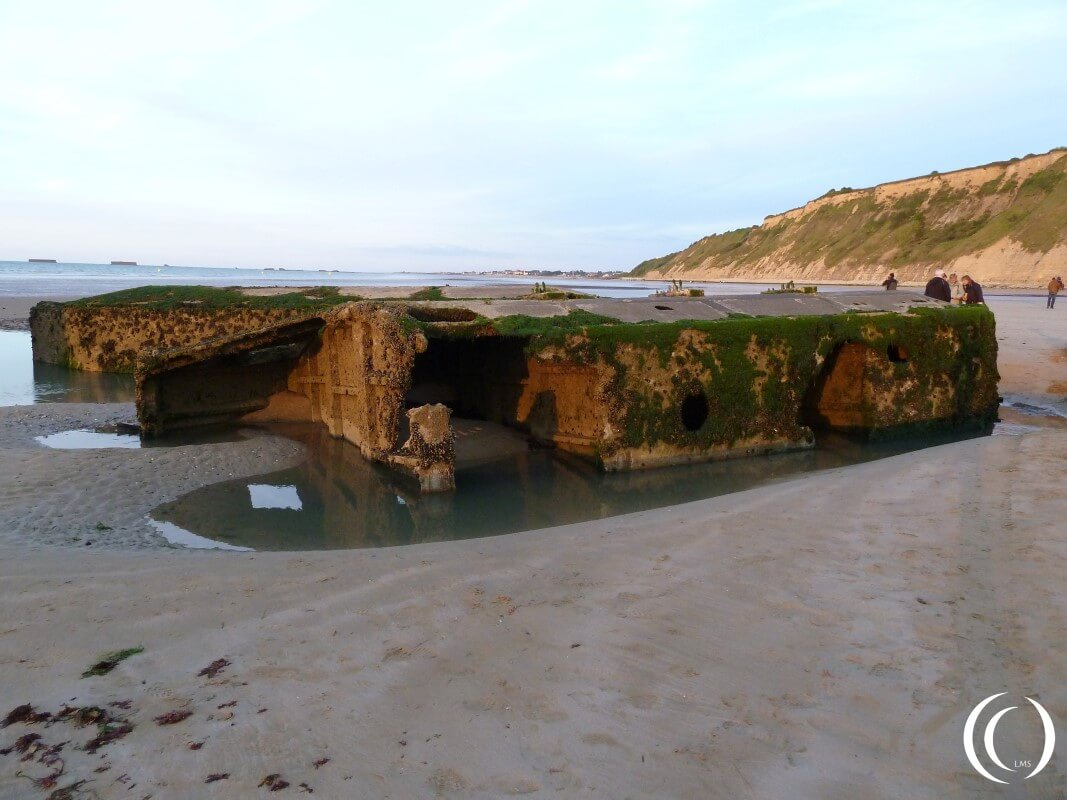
[[633, 148, 1067, 287]]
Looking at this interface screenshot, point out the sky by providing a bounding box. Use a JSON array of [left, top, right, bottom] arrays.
[[1, 0, 1065, 272]]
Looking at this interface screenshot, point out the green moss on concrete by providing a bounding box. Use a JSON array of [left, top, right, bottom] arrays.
[[67, 285, 352, 312], [428, 303, 996, 455], [524, 305, 998, 454], [490, 309, 622, 340], [408, 287, 446, 301]]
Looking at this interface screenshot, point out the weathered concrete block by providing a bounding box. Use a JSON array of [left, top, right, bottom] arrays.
[[37, 287, 999, 493]]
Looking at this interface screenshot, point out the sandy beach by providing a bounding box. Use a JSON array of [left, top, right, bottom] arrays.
[[0, 296, 69, 332], [2, 294, 1066, 798]]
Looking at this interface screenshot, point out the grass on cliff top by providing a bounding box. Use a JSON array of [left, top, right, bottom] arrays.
[[633, 149, 1067, 275], [67, 285, 353, 312]]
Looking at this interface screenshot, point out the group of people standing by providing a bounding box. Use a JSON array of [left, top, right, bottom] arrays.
[[924, 270, 983, 304], [881, 270, 1066, 308], [881, 270, 983, 304]]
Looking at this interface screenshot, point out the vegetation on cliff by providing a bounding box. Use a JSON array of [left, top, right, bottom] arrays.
[[632, 149, 1067, 283]]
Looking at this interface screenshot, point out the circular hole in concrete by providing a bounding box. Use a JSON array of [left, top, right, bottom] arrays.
[[681, 390, 709, 431]]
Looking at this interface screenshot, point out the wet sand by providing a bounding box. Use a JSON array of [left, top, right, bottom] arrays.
[[0, 296, 73, 331], [1, 295, 1066, 798]]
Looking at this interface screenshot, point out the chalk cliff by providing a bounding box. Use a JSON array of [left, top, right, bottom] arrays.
[[632, 149, 1067, 287]]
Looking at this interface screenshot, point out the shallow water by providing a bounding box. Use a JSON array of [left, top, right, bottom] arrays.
[[1000, 393, 1067, 421], [36, 429, 142, 449], [0, 331, 134, 406], [33, 424, 248, 449], [150, 424, 989, 551]]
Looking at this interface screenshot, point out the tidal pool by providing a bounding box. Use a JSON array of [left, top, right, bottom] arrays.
[[0, 331, 134, 406], [34, 424, 248, 449], [150, 423, 989, 551], [36, 428, 142, 449]]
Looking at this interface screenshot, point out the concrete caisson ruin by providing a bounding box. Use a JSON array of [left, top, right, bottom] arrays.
[[31, 286, 1000, 492]]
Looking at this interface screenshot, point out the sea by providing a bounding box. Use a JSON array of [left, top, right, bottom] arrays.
[[0, 260, 835, 300]]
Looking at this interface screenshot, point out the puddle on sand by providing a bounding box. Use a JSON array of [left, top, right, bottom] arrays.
[[994, 394, 1067, 435], [150, 422, 990, 552], [1000, 394, 1067, 421], [36, 428, 141, 449], [147, 519, 253, 551], [35, 424, 249, 449], [0, 331, 134, 406]]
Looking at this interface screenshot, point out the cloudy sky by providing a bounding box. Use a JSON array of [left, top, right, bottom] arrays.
[[1, 0, 1065, 271]]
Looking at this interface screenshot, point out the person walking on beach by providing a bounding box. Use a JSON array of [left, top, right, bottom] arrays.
[[961, 275, 984, 305], [881, 272, 898, 290], [1048, 276, 1064, 309], [924, 269, 951, 302]]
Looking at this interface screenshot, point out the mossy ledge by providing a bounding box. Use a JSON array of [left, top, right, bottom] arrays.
[[68, 285, 352, 312]]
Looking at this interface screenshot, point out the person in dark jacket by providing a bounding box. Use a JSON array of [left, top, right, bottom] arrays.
[[881, 272, 898, 290], [924, 269, 951, 302], [961, 275, 984, 305], [1048, 276, 1064, 309]]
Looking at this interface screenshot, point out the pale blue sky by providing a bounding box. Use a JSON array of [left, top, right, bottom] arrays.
[[1, 0, 1064, 271]]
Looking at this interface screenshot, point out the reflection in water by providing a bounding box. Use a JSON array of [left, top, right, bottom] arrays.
[[151, 423, 989, 552], [0, 331, 134, 406], [147, 519, 253, 551], [248, 484, 303, 510], [34, 425, 248, 449], [32, 361, 135, 404], [36, 429, 141, 449]]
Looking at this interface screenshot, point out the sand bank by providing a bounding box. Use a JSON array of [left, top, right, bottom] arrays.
[[0, 296, 70, 331], [0, 294, 1065, 798]]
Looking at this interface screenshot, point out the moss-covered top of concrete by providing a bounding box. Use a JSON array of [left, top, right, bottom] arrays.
[[398, 290, 975, 343], [66, 283, 955, 321], [62, 283, 594, 312]]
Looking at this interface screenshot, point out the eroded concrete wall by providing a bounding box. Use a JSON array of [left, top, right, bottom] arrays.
[[137, 318, 326, 436], [283, 304, 422, 458], [34, 305, 316, 373], [534, 313, 999, 470], [132, 298, 999, 490]]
